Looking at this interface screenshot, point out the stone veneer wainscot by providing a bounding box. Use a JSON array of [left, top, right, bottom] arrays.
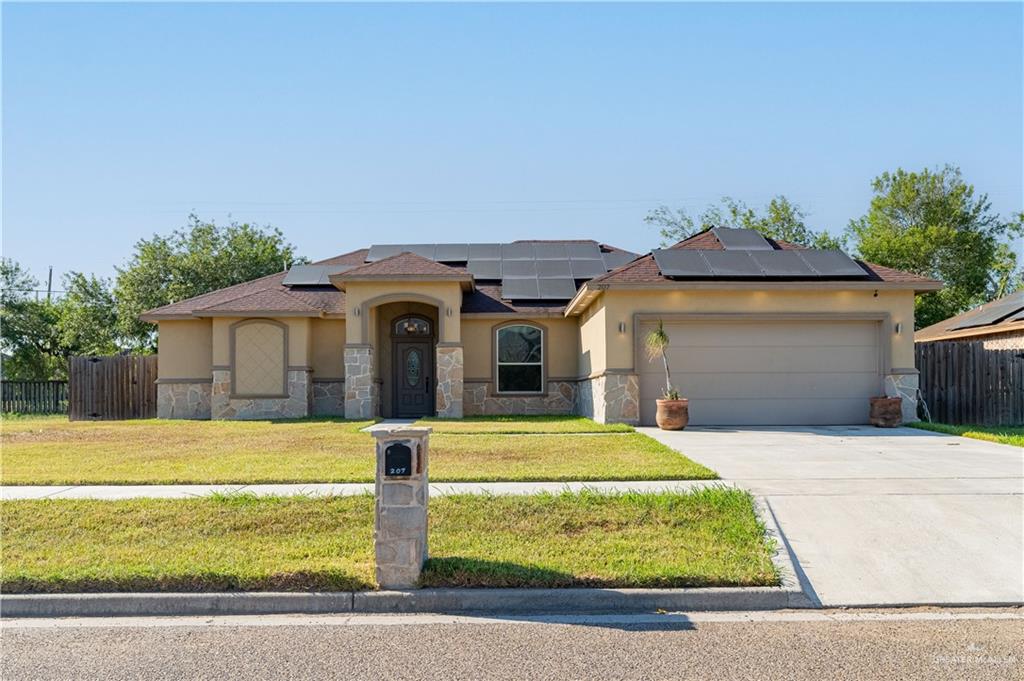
[[211, 368, 312, 420]]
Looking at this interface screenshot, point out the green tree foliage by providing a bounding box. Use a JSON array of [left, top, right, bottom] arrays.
[[845, 166, 1023, 329], [1, 260, 120, 379], [646, 196, 845, 250], [115, 214, 306, 350]]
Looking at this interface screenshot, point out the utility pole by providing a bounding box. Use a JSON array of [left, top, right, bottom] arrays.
[[47, 266, 53, 302]]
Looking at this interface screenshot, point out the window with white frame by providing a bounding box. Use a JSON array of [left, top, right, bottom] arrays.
[[495, 324, 543, 393]]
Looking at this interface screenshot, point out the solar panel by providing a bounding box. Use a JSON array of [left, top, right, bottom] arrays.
[[538, 277, 578, 299], [602, 251, 635, 271], [283, 264, 359, 286], [570, 259, 607, 278], [502, 260, 537, 277], [468, 243, 501, 259], [501, 243, 535, 260], [565, 243, 603, 259], [796, 250, 867, 277], [652, 249, 713, 277], [434, 244, 469, 262], [467, 259, 501, 279], [533, 243, 568, 260], [750, 251, 818, 277], [404, 244, 437, 259], [366, 244, 404, 261], [501, 277, 539, 299], [282, 265, 329, 286], [536, 260, 572, 277], [712, 228, 774, 251], [702, 251, 765, 277]]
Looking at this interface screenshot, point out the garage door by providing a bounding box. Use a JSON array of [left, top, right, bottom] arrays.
[[638, 319, 883, 426]]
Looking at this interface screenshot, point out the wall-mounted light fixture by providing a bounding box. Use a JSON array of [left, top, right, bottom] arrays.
[[354, 306, 361, 317], [446, 306, 452, 317], [873, 289, 879, 298], [618, 321, 627, 333], [894, 322, 902, 335]]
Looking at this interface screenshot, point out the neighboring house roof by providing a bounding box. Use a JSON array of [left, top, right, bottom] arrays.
[[915, 291, 1024, 343]]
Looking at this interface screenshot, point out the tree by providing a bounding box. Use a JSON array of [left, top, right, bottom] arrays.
[[1, 260, 122, 379], [645, 196, 845, 250], [114, 214, 306, 350], [845, 166, 1023, 329]]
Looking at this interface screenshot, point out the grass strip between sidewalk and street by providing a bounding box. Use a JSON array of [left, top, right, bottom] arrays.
[[1, 417, 715, 485], [0, 488, 777, 593], [908, 422, 1024, 447]]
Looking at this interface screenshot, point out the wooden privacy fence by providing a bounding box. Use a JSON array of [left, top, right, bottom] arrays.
[[69, 355, 158, 421], [1, 380, 69, 414], [916, 341, 1024, 426]]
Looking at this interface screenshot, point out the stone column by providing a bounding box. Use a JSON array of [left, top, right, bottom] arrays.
[[435, 344, 464, 418], [885, 369, 919, 424], [371, 426, 431, 589], [344, 345, 375, 419]]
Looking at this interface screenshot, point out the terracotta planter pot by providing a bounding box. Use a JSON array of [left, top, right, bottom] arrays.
[[869, 396, 902, 428], [656, 398, 689, 430]]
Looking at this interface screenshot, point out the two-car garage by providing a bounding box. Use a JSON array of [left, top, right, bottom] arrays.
[[637, 317, 884, 426]]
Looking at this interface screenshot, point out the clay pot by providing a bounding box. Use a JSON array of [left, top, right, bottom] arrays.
[[656, 398, 690, 430], [869, 396, 902, 428]]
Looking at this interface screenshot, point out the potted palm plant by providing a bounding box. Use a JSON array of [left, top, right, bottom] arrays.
[[645, 320, 688, 430]]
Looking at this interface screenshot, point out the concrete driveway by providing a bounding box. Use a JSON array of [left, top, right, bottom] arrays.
[[641, 425, 1023, 607]]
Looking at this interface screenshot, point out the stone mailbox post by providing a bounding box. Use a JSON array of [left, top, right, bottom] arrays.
[[371, 426, 431, 589]]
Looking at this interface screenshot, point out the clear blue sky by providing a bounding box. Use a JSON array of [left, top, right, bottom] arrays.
[[4, 2, 1022, 286]]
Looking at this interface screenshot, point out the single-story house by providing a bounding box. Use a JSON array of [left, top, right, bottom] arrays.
[[142, 228, 940, 425], [915, 291, 1024, 350]]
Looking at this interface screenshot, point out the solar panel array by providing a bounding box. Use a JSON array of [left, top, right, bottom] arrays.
[[652, 248, 868, 280], [353, 242, 638, 301], [949, 292, 1024, 330]]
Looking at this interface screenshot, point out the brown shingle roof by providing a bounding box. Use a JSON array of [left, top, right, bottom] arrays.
[[139, 249, 368, 320]]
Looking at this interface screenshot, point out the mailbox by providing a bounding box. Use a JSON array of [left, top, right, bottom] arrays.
[[371, 426, 431, 589], [384, 442, 413, 478]]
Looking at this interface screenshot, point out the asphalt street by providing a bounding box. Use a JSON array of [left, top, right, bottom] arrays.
[[3, 609, 1022, 680]]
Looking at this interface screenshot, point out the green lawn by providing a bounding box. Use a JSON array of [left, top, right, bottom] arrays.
[[415, 415, 634, 434], [908, 422, 1024, 447], [1, 416, 715, 485], [0, 488, 777, 593]]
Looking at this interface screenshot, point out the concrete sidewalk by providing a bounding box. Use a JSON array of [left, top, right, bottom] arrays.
[[0, 479, 722, 501]]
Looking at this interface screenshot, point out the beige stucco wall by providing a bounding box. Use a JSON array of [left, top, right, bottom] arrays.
[[577, 299, 607, 377], [157, 320, 213, 379], [212, 317, 312, 369], [462, 316, 581, 381], [342, 281, 463, 344], [310, 319, 346, 379], [595, 288, 916, 372]]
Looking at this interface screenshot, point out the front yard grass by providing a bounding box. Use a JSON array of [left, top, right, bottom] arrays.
[[908, 422, 1024, 448], [415, 415, 634, 434], [1, 416, 715, 485], [0, 488, 777, 593]]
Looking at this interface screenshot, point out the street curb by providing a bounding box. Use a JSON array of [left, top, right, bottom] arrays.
[[0, 495, 812, 618]]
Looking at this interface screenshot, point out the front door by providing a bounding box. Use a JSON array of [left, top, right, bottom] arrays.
[[393, 340, 434, 418]]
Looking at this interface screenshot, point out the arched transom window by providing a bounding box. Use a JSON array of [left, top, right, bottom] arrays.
[[495, 324, 543, 393], [393, 316, 431, 336]]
